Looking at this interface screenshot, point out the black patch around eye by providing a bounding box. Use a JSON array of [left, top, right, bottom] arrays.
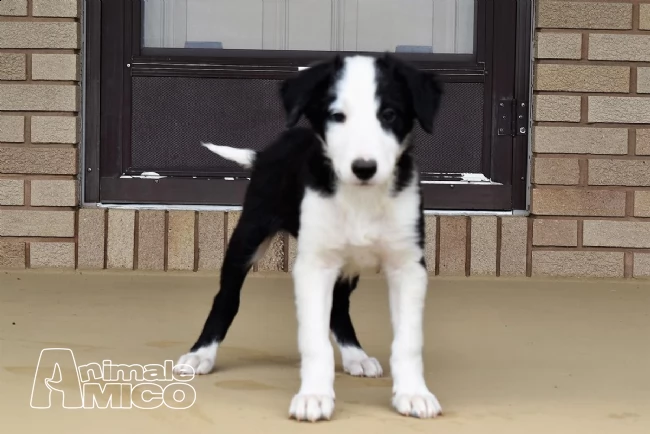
[[328, 112, 346, 123], [380, 108, 397, 123]]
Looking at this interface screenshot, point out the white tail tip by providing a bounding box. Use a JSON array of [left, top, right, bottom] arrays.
[[201, 142, 256, 169]]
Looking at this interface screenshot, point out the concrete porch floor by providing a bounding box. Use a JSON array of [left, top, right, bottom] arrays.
[[1, 271, 649, 433]]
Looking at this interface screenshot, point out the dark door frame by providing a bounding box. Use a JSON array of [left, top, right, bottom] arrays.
[[84, 0, 532, 211]]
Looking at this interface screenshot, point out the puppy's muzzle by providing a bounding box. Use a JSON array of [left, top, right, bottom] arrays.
[[351, 159, 377, 182]]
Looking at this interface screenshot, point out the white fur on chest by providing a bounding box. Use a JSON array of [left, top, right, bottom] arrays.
[[297, 184, 422, 274]]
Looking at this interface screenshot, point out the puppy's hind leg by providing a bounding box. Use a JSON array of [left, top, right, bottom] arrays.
[[174, 216, 275, 376], [330, 275, 383, 378]]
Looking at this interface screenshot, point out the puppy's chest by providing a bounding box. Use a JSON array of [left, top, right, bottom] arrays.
[[298, 188, 420, 270], [337, 213, 387, 269], [301, 191, 416, 267], [339, 211, 386, 245]]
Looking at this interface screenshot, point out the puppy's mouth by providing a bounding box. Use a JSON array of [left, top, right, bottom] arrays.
[[352, 178, 383, 187], [348, 178, 373, 187]]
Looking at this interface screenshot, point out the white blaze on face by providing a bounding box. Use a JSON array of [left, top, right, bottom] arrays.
[[325, 56, 401, 186]]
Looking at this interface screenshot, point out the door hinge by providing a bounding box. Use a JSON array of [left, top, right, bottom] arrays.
[[497, 99, 528, 137]]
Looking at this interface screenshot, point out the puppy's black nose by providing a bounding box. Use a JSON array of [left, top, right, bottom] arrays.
[[351, 159, 377, 181]]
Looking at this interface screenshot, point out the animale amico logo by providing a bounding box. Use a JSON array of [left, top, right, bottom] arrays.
[[30, 348, 197, 409]]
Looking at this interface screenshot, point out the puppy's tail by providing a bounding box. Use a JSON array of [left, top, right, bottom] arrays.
[[201, 142, 256, 169]]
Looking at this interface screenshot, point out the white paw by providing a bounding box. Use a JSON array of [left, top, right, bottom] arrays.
[[344, 357, 383, 377], [392, 392, 442, 418], [339, 346, 383, 377], [173, 342, 218, 376], [289, 394, 335, 422]]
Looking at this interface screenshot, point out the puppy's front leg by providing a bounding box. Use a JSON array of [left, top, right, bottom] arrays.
[[385, 260, 442, 418], [289, 255, 340, 422]]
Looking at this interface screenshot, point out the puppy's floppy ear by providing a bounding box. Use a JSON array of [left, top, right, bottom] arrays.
[[280, 55, 343, 128], [379, 53, 443, 134]]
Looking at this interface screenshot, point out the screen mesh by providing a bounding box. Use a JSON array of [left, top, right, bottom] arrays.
[[130, 76, 484, 176], [413, 81, 484, 174]]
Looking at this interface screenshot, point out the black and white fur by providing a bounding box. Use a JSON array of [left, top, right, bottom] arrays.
[[174, 53, 443, 421]]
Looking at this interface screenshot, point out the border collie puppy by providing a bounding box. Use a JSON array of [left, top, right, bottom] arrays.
[[175, 53, 443, 422]]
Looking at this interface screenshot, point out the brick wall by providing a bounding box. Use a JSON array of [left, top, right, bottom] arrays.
[[0, 0, 80, 269], [1, 0, 649, 278], [531, 0, 650, 279]]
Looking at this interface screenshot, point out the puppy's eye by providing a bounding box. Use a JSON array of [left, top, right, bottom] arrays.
[[381, 108, 397, 123], [328, 111, 346, 123]]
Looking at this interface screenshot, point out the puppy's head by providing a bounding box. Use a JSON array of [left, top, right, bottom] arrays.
[[280, 53, 442, 186]]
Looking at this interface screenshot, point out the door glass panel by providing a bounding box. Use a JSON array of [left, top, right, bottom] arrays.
[[142, 0, 475, 54]]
